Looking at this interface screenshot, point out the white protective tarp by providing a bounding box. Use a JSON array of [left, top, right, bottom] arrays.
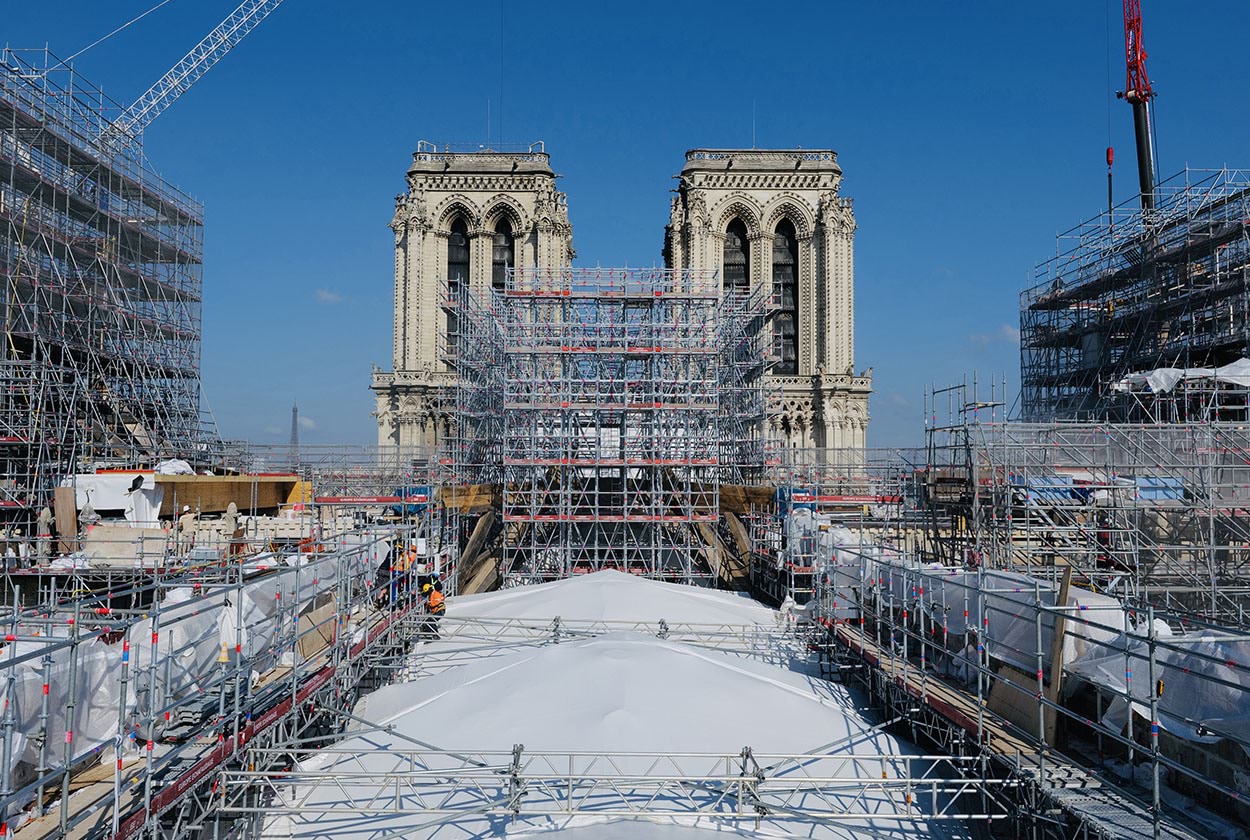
[[155, 459, 195, 475], [61, 473, 164, 526], [1112, 357, 1250, 393], [0, 533, 400, 810], [448, 569, 777, 627], [126, 587, 228, 727], [1066, 634, 1250, 752], [0, 636, 122, 778], [509, 817, 820, 838], [815, 526, 1131, 674], [274, 629, 936, 840]]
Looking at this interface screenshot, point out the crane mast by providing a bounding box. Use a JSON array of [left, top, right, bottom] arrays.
[[1118, 0, 1157, 211], [103, 0, 286, 153]]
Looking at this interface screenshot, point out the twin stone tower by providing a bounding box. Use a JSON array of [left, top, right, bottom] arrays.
[[372, 144, 871, 451]]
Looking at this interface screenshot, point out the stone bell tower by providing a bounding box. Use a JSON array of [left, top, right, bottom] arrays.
[[372, 142, 574, 447], [664, 148, 871, 449]]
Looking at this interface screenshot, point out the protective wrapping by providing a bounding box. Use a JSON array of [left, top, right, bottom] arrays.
[[1066, 635, 1250, 753], [0, 634, 122, 778], [126, 587, 226, 726]]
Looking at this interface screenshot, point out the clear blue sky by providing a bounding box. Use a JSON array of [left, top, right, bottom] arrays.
[[7, 1, 1249, 447]]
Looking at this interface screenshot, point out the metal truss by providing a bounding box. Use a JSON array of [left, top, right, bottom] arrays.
[[390, 615, 811, 682], [218, 746, 1011, 828]]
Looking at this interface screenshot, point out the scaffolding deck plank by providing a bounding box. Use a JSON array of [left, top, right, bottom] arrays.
[[832, 623, 1206, 840]]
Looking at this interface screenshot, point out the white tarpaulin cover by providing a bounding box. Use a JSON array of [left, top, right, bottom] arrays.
[[813, 524, 1131, 674], [448, 570, 777, 626], [273, 629, 939, 840], [61, 474, 164, 526], [0, 531, 398, 821], [266, 573, 954, 839], [512, 820, 763, 838], [1112, 357, 1250, 393]]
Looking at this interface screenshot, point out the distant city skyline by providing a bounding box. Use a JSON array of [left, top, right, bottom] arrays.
[[8, 1, 1249, 447]]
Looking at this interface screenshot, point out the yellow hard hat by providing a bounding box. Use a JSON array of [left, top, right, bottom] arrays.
[[421, 583, 433, 593]]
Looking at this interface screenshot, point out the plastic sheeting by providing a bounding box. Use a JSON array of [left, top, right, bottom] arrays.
[[810, 522, 1132, 675], [155, 459, 194, 475], [1112, 357, 1250, 393], [0, 637, 121, 776], [0, 534, 393, 786], [1066, 635, 1250, 752], [126, 588, 226, 725], [61, 474, 164, 526]]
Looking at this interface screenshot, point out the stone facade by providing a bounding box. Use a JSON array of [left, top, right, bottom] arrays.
[[663, 149, 871, 449], [372, 144, 574, 447], [374, 144, 869, 450]]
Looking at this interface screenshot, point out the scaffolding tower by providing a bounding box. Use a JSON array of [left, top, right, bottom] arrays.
[[445, 267, 771, 586], [925, 382, 1250, 627], [1, 48, 217, 529], [1022, 168, 1250, 421]]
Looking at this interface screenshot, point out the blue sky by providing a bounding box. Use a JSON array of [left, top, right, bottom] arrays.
[[7, 1, 1249, 447]]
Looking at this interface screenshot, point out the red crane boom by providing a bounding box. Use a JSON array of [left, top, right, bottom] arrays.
[[1118, 0, 1157, 210]]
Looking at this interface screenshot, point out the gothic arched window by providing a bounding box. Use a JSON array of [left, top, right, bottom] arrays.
[[723, 218, 750, 293], [772, 219, 799, 375], [492, 218, 514, 291], [446, 217, 470, 357]]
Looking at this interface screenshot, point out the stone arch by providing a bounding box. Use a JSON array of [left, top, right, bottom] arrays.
[[434, 195, 481, 230], [762, 196, 816, 240], [711, 194, 762, 237], [482, 194, 528, 233]]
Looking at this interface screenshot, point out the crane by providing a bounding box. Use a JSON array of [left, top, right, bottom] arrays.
[[102, 0, 286, 153], [1116, 0, 1157, 211]]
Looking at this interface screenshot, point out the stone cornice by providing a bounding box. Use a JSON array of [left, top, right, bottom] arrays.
[[407, 174, 553, 193], [688, 173, 835, 192]]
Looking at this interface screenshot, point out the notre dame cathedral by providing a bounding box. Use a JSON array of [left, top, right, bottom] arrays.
[[371, 143, 871, 450]]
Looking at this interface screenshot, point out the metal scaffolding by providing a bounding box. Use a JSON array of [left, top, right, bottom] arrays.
[[445, 267, 772, 587], [747, 446, 925, 605], [924, 382, 1250, 626], [1021, 167, 1250, 422], [805, 543, 1249, 839], [1, 48, 218, 530], [0, 507, 446, 839]]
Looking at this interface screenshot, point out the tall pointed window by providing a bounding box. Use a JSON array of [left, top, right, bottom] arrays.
[[447, 217, 470, 358], [772, 219, 799, 375], [492, 218, 514, 291], [723, 218, 750, 293]]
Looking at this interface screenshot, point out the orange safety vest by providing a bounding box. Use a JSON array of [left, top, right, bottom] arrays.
[[428, 589, 445, 615], [396, 550, 417, 572]]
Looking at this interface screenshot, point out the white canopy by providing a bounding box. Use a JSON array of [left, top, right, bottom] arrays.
[[267, 572, 945, 840], [447, 570, 777, 626]]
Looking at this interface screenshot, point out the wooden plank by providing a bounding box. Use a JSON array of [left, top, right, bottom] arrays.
[[717, 484, 775, 516], [154, 476, 299, 516], [53, 486, 78, 554], [298, 602, 337, 660], [436, 484, 501, 514]]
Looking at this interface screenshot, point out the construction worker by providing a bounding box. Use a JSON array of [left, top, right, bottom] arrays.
[[420, 582, 445, 640], [177, 505, 197, 551], [393, 544, 416, 604]]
